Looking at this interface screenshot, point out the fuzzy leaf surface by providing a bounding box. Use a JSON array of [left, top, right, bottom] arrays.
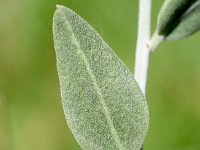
[[53, 5, 149, 150], [156, 0, 200, 40]]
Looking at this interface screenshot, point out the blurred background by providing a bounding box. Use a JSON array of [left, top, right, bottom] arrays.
[[1, 0, 200, 150]]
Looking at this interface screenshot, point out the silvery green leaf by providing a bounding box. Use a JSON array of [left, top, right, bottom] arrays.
[[155, 0, 200, 41], [53, 5, 149, 150], [157, 0, 197, 36], [167, 1, 200, 40]]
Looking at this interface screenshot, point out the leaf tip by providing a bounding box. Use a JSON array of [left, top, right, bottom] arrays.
[[56, 4, 64, 10]]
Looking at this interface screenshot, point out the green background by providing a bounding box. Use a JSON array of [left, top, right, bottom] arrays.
[[1, 0, 200, 150]]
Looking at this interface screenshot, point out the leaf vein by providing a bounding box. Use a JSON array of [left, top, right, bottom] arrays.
[[65, 20, 125, 150]]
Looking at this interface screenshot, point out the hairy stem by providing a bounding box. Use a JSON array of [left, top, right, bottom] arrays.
[[134, 0, 152, 95], [134, 1, 152, 149]]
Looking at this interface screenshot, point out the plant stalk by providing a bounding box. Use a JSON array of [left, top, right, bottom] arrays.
[[134, 0, 152, 95], [134, 1, 152, 149]]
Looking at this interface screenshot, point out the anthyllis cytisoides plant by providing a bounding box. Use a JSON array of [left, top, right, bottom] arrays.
[[53, 1, 200, 149]]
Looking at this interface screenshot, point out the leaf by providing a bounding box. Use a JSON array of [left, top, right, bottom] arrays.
[[157, 0, 197, 37], [53, 5, 149, 150], [166, 1, 200, 40], [155, 0, 200, 41]]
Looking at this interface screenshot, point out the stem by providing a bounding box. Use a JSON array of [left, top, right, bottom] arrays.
[[135, 1, 152, 150], [134, 0, 152, 95]]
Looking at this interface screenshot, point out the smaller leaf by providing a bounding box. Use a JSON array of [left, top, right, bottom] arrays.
[[155, 0, 200, 40], [150, 0, 200, 51], [166, 1, 200, 40], [157, 0, 197, 36]]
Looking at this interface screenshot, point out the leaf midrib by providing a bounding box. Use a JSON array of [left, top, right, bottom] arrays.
[[63, 17, 125, 150]]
